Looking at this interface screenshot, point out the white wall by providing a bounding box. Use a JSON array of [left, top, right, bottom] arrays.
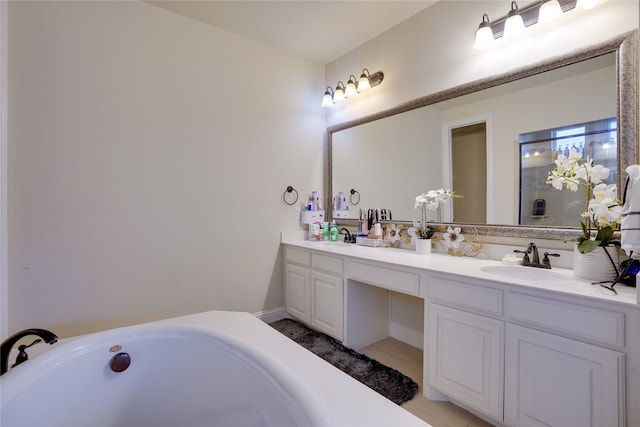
[[6, 1, 325, 337], [1, 0, 8, 338]]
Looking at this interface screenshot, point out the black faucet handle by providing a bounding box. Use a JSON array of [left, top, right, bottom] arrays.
[[12, 339, 42, 368], [542, 252, 560, 268], [513, 249, 530, 263]]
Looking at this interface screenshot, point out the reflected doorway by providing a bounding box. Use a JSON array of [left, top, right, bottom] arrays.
[[451, 123, 487, 223]]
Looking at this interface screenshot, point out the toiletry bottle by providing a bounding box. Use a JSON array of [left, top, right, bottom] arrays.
[[329, 222, 338, 242], [323, 222, 329, 240]]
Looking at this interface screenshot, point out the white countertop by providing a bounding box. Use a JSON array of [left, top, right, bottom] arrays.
[[282, 232, 639, 308]]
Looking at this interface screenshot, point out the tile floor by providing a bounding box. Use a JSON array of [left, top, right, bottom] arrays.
[[359, 338, 495, 427]]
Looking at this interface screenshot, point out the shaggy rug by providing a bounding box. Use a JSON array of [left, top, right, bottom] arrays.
[[269, 318, 419, 405]]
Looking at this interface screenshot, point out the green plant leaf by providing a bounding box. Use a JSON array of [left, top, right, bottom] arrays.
[[578, 239, 601, 253]]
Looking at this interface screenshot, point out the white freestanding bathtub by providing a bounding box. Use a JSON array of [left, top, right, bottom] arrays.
[[0, 311, 430, 427]]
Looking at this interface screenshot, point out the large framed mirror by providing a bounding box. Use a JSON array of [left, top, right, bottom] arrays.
[[326, 30, 638, 239]]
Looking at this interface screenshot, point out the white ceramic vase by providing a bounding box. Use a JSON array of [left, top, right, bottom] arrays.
[[416, 239, 432, 255], [572, 244, 619, 282]]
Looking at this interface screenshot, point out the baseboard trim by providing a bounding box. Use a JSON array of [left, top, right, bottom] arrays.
[[389, 321, 424, 350], [253, 307, 287, 324]]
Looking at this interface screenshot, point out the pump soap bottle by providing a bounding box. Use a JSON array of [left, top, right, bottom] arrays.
[[329, 222, 339, 242]]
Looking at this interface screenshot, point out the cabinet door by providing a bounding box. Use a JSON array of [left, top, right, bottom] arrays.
[[285, 263, 311, 324], [429, 303, 504, 421], [505, 324, 624, 427], [311, 271, 343, 341]]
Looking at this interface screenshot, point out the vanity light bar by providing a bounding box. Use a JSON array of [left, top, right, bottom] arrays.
[[321, 69, 384, 108], [474, 0, 595, 49]]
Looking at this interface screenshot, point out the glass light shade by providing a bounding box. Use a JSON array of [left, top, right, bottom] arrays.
[[474, 14, 494, 49], [578, 0, 599, 9], [474, 25, 494, 49], [333, 86, 345, 103], [321, 92, 333, 107], [344, 79, 357, 98], [539, 0, 562, 23], [504, 12, 525, 38], [357, 74, 371, 92]]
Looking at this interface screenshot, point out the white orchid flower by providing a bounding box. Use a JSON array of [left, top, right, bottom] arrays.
[[588, 184, 622, 226], [414, 194, 428, 209], [589, 201, 621, 226], [592, 183, 617, 201], [585, 164, 610, 184]]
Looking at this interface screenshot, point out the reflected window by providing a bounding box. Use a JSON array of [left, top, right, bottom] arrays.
[[518, 118, 617, 227]]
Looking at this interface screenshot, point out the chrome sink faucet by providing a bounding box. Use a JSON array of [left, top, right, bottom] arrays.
[[514, 242, 560, 269], [1, 328, 58, 375]]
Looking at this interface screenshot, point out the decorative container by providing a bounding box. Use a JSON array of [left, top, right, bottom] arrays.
[[356, 236, 384, 247], [573, 244, 619, 282], [416, 239, 432, 255]]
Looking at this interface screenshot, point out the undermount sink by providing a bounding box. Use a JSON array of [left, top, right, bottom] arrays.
[[480, 265, 569, 282]]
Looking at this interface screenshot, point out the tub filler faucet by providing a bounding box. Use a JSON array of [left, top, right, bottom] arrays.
[[1, 328, 58, 375]]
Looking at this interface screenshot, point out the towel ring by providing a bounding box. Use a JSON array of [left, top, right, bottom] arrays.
[[283, 186, 299, 206], [350, 188, 361, 205]]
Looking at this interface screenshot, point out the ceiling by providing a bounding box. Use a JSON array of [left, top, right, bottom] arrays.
[[147, 1, 437, 64]]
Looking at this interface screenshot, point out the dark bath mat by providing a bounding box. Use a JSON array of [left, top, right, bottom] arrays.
[[269, 318, 419, 405]]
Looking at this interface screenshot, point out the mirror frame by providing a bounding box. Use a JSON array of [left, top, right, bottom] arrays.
[[325, 30, 638, 240]]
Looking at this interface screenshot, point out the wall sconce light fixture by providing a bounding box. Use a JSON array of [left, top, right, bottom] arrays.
[[473, 14, 494, 49], [503, 1, 525, 38], [321, 86, 334, 107], [321, 69, 384, 107], [473, 0, 598, 49], [539, 0, 563, 23], [578, 0, 602, 10], [333, 81, 346, 103], [345, 75, 358, 98], [357, 69, 372, 91]]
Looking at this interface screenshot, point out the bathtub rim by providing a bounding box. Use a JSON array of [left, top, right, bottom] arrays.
[[1, 310, 431, 427]]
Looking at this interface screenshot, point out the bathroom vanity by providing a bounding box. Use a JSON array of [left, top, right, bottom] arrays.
[[281, 232, 639, 427]]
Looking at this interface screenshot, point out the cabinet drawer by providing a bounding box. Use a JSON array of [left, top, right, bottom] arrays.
[[507, 292, 625, 348], [430, 275, 503, 317], [347, 261, 419, 296], [311, 253, 344, 275], [285, 247, 311, 266]]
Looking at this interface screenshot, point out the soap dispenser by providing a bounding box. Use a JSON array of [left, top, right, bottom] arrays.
[[329, 222, 339, 242]]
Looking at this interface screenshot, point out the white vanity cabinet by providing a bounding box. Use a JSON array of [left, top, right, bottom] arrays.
[[427, 274, 630, 427], [505, 324, 624, 427], [428, 275, 505, 421], [504, 292, 626, 427], [284, 247, 343, 340], [281, 236, 638, 427]]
